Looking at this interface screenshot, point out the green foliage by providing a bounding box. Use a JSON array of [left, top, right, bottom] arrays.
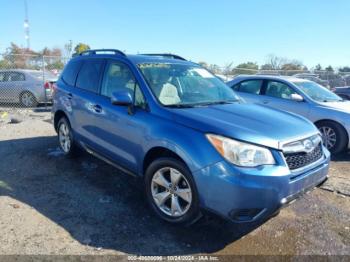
[[198, 61, 209, 69], [234, 62, 258, 75], [339, 66, 350, 73], [281, 63, 302, 71], [0, 59, 11, 69], [325, 65, 334, 72], [74, 43, 91, 54], [315, 64, 322, 71]]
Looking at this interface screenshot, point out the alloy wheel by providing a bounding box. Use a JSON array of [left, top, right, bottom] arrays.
[[151, 167, 192, 217], [319, 126, 337, 150], [21, 92, 36, 107], [58, 122, 71, 153]]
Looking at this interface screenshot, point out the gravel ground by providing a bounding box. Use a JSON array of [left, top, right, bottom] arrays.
[[0, 108, 349, 256]]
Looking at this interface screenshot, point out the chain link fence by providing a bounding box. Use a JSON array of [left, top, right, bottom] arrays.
[[218, 68, 350, 89], [0, 53, 69, 125]]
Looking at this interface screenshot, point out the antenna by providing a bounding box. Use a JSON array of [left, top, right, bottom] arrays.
[[24, 0, 30, 49]]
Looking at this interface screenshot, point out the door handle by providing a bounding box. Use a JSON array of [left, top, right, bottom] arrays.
[[263, 100, 269, 104], [67, 93, 73, 99], [93, 104, 102, 113]]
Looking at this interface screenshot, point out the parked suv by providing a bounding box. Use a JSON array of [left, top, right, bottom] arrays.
[[228, 75, 350, 154], [0, 69, 56, 107], [52, 50, 330, 225]]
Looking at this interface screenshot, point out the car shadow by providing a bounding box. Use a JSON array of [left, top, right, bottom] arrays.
[[0, 136, 268, 255], [331, 150, 350, 162]]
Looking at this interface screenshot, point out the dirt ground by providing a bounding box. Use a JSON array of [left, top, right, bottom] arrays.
[[0, 108, 349, 256]]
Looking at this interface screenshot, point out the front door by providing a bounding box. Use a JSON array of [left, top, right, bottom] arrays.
[[260, 80, 310, 118], [91, 60, 149, 173]]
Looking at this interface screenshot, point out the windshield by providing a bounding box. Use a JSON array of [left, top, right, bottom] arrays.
[[292, 80, 342, 102], [138, 63, 239, 107]]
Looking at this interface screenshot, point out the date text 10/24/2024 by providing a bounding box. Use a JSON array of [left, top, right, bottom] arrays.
[[127, 256, 219, 261]]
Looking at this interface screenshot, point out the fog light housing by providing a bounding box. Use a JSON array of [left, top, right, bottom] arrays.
[[229, 208, 264, 222]]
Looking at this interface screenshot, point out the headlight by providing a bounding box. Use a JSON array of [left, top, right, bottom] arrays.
[[206, 134, 275, 167]]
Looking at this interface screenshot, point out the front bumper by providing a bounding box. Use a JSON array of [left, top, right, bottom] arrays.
[[193, 147, 330, 222]]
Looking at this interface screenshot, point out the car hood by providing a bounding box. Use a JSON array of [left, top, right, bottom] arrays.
[[317, 101, 350, 113], [171, 103, 318, 150]]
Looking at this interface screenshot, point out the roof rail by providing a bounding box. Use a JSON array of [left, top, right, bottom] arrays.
[[77, 49, 126, 57], [141, 53, 187, 61]]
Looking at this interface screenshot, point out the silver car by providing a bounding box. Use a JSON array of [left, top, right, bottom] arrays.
[[0, 69, 57, 107], [228, 75, 350, 154]]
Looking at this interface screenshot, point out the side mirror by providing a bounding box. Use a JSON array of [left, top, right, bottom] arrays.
[[111, 90, 133, 106], [291, 93, 304, 102]]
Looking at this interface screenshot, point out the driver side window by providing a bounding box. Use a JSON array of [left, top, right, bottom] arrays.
[[102, 61, 146, 109], [265, 81, 297, 100]]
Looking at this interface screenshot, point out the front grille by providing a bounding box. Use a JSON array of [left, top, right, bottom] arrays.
[[284, 143, 323, 170]]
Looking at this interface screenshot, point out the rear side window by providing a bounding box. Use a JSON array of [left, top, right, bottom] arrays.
[[8, 72, 25, 81], [237, 80, 263, 94], [61, 60, 82, 86], [76, 60, 104, 93]]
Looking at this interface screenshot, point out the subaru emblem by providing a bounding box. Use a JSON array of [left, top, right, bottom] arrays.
[[303, 139, 314, 153]]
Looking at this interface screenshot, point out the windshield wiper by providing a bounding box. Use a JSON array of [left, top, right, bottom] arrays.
[[194, 100, 240, 106], [164, 100, 240, 108], [164, 104, 197, 108]]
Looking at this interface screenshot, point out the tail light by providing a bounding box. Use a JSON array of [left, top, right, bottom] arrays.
[[44, 82, 51, 90]]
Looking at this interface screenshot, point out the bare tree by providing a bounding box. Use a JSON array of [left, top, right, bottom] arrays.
[[222, 62, 233, 76], [63, 40, 73, 58], [265, 54, 287, 70]]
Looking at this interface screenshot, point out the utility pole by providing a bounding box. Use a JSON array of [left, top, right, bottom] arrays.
[[24, 0, 30, 50]]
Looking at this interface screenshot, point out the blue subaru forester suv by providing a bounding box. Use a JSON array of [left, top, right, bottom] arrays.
[[52, 49, 330, 225]]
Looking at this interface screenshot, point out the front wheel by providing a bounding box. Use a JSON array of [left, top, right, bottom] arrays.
[[316, 121, 348, 154], [145, 158, 201, 225]]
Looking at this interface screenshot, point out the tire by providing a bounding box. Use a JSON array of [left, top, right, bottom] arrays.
[[57, 117, 79, 157], [20, 91, 38, 107], [316, 121, 348, 154], [145, 157, 201, 225]]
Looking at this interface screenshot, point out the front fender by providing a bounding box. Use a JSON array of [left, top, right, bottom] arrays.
[[140, 119, 222, 175]]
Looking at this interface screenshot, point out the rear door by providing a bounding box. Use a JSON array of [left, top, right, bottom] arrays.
[[69, 59, 106, 143], [260, 80, 310, 117], [231, 79, 264, 103]]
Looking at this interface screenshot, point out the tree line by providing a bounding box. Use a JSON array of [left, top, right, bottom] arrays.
[[1, 43, 349, 75], [0, 42, 90, 70], [199, 54, 350, 76]]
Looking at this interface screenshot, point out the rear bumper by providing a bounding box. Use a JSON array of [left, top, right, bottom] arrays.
[[193, 147, 330, 222], [35, 89, 53, 103]]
